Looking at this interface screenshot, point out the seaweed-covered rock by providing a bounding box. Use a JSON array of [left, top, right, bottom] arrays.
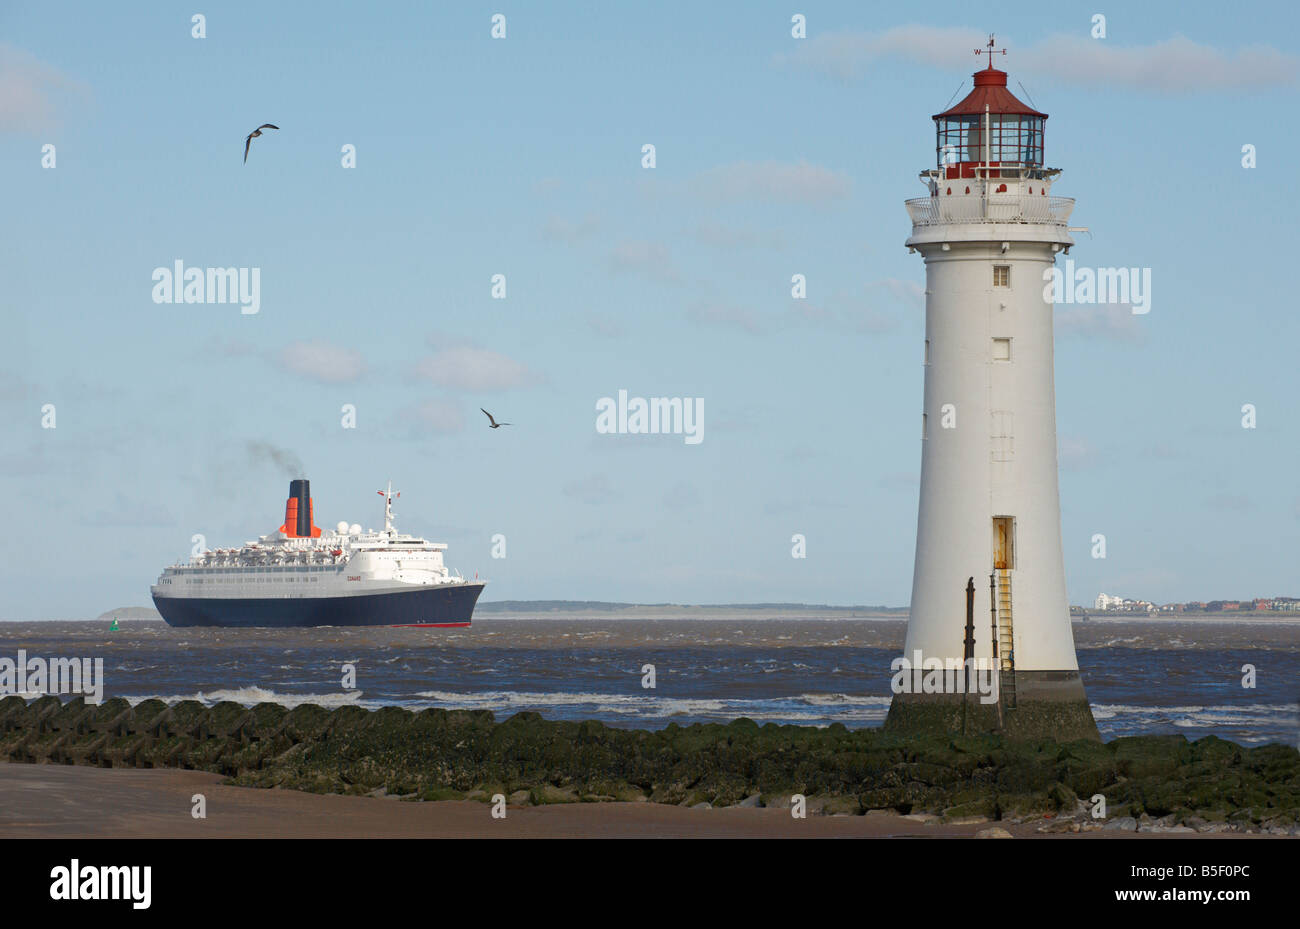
[[0, 696, 1294, 826]]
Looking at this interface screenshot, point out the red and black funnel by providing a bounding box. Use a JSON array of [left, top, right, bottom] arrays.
[[279, 479, 321, 538]]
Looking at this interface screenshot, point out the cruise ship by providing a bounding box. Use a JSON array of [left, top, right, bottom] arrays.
[[151, 479, 484, 627]]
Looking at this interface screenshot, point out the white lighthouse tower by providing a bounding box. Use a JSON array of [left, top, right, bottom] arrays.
[[886, 40, 1098, 741]]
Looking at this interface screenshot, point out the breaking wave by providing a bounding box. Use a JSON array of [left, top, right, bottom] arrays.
[[121, 686, 364, 709]]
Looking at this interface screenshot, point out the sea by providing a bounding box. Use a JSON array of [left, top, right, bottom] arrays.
[[2, 616, 1297, 746]]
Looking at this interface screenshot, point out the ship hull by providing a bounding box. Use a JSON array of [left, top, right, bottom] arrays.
[[152, 583, 484, 628]]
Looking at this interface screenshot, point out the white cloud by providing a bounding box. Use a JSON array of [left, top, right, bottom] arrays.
[[1017, 34, 1298, 92], [416, 346, 538, 391], [697, 160, 851, 205], [279, 340, 366, 383], [0, 43, 88, 132], [776, 26, 1298, 92], [775, 26, 986, 81]]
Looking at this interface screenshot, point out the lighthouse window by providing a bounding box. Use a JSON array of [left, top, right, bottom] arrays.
[[993, 338, 1012, 361], [993, 265, 1011, 287], [935, 115, 1044, 170]]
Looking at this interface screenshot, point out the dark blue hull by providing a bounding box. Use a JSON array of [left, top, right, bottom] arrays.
[[152, 583, 484, 628]]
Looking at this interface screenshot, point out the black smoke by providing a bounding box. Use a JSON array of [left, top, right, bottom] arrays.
[[246, 440, 304, 479]]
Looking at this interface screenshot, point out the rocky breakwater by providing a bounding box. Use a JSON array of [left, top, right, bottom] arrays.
[[1, 696, 1296, 833]]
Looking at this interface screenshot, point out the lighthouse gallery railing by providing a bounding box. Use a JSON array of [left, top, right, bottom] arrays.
[[905, 195, 1075, 227]]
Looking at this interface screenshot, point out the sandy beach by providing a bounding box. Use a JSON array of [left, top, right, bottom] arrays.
[[0, 762, 1273, 839]]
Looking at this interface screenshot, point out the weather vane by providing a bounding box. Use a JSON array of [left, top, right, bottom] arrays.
[[974, 33, 1007, 66]]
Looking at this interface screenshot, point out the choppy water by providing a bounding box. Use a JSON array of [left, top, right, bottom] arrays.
[[1, 617, 1296, 745]]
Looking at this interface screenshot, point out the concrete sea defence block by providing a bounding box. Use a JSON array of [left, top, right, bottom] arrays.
[[0, 698, 1293, 829]]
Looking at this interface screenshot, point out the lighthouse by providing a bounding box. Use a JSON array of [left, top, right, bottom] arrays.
[[885, 40, 1099, 741]]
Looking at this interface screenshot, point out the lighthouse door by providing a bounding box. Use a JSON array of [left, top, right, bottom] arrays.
[[993, 517, 1014, 570], [992, 516, 1018, 707]]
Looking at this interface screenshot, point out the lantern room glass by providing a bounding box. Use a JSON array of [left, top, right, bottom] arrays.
[[936, 115, 1043, 169]]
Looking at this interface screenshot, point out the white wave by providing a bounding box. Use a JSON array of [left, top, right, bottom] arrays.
[[1094, 702, 1297, 716], [416, 689, 638, 706], [798, 693, 893, 706], [1173, 714, 1287, 728], [411, 689, 737, 715], [407, 689, 896, 721]]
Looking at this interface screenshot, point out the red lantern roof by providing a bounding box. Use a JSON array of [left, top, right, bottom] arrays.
[[934, 66, 1047, 119]]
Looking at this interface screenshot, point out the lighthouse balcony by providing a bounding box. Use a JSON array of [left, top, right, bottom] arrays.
[[906, 194, 1074, 228]]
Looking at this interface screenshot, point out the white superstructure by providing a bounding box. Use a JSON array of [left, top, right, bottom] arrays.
[[151, 481, 473, 601]]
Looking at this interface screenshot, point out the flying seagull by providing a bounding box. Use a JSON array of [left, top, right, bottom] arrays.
[[481, 408, 511, 429], [244, 123, 279, 163]]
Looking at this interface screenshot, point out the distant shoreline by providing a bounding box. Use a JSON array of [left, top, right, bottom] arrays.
[[2, 603, 1297, 623]]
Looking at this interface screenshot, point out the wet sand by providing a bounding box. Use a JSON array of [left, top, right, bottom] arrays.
[[0, 762, 1264, 839]]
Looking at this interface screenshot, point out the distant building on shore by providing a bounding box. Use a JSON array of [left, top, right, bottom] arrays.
[[1093, 594, 1300, 613], [1094, 593, 1152, 612]]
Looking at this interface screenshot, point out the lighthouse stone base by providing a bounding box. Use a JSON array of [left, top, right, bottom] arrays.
[[885, 671, 1100, 742]]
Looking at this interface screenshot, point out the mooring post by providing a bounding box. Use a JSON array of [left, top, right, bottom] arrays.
[[962, 576, 975, 735]]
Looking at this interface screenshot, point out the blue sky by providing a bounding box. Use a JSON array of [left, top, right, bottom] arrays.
[[1, 2, 1298, 618]]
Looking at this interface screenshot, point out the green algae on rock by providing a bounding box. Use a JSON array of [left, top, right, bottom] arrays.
[[1, 695, 1295, 828]]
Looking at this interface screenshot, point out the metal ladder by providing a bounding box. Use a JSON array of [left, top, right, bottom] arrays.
[[996, 569, 1017, 709]]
